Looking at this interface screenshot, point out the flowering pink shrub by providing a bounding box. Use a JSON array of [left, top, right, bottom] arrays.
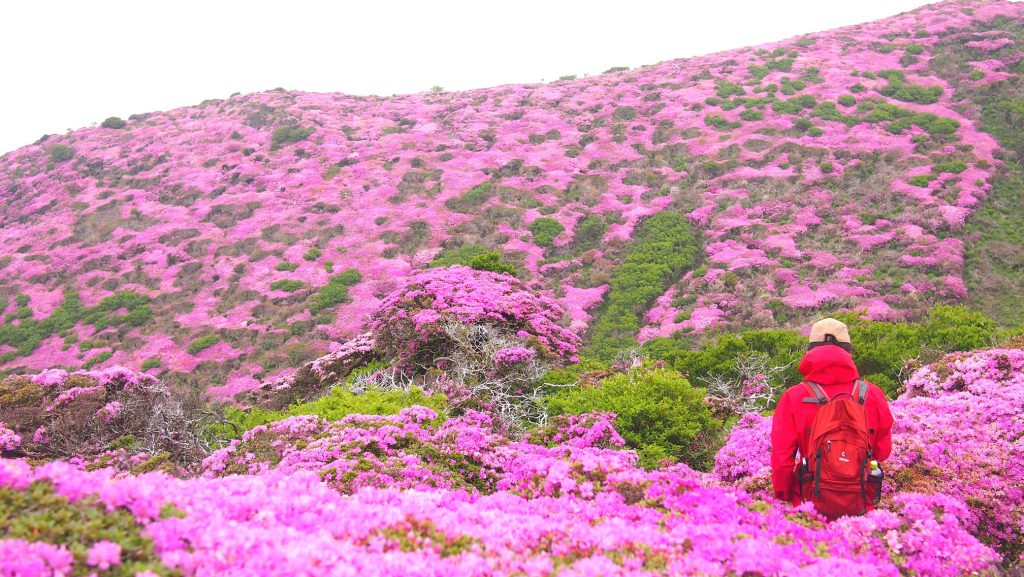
[[1, 1, 1019, 386], [85, 540, 121, 570], [0, 423, 20, 453], [0, 540, 73, 577], [0, 366, 211, 467], [371, 265, 580, 368], [713, 412, 773, 497], [0, 454, 998, 577]]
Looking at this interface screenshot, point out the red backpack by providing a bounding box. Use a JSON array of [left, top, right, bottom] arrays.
[[797, 380, 877, 518]]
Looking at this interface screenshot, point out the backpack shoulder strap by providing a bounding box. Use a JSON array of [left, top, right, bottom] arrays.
[[802, 381, 829, 405], [853, 379, 868, 405]]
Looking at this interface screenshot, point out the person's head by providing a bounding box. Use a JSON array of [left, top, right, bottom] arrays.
[[807, 318, 853, 353]]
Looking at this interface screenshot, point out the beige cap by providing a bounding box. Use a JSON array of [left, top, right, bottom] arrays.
[[809, 318, 851, 344]]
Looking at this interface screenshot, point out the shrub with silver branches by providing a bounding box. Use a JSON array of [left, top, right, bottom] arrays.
[[435, 321, 570, 433], [701, 352, 793, 415], [0, 368, 221, 470]]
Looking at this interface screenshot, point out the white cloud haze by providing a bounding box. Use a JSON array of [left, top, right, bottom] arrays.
[[1, 0, 948, 155]]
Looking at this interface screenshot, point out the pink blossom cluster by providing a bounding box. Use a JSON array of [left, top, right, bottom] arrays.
[[0, 455, 997, 577], [0, 422, 21, 452], [491, 346, 537, 366], [0, 540, 73, 577], [371, 266, 581, 366]]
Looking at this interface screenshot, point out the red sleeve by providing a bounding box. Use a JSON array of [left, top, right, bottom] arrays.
[[770, 389, 799, 501], [870, 386, 894, 462]]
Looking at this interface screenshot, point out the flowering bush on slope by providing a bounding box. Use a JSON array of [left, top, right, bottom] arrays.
[[1, 1, 1020, 385], [0, 366, 211, 468], [371, 265, 581, 368], [0, 457, 997, 577], [714, 346, 1024, 557], [202, 409, 652, 499]]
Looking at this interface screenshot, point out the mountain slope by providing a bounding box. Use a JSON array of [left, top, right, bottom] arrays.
[[1, 0, 1022, 392]]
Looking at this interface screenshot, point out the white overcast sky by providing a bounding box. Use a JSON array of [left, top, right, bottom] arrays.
[[1, 0, 953, 155]]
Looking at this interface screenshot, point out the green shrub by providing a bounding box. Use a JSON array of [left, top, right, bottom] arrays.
[[838, 94, 857, 107], [914, 114, 959, 137], [739, 109, 764, 121], [813, 101, 845, 122], [270, 279, 304, 292], [303, 247, 322, 261], [141, 357, 162, 371], [571, 215, 609, 251], [101, 116, 127, 129], [49, 144, 75, 163], [445, 182, 495, 213], [704, 115, 740, 131], [922, 305, 999, 353], [905, 43, 925, 55], [270, 125, 314, 150], [276, 262, 299, 272], [0, 481, 174, 577], [876, 70, 943, 104], [589, 212, 698, 358], [819, 161, 834, 173], [187, 335, 220, 355], [83, 350, 113, 369], [309, 269, 362, 313], [222, 385, 447, 435], [468, 252, 516, 275], [528, 218, 565, 247], [547, 367, 721, 470], [908, 174, 933, 187], [430, 244, 492, 268], [932, 160, 967, 174], [643, 329, 806, 396], [832, 306, 1001, 397], [612, 106, 637, 121], [715, 81, 745, 99], [1, 290, 152, 361]]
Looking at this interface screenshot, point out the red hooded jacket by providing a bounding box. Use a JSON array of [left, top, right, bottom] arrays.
[[770, 345, 894, 504]]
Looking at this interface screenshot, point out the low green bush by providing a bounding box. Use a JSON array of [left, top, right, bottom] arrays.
[[49, 144, 75, 163], [612, 106, 637, 121], [222, 385, 447, 435], [589, 212, 698, 358], [187, 335, 220, 355], [309, 269, 363, 313], [704, 115, 740, 131], [528, 218, 565, 247], [715, 81, 745, 99], [270, 279, 304, 292], [739, 109, 764, 121], [270, 125, 314, 150], [445, 182, 495, 213], [431, 244, 491, 267], [547, 367, 722, 470], [101, 116, 127, 129], [468, 252, 516, 276]]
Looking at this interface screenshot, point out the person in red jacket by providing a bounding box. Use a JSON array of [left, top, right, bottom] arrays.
[[770, 318, 894, 506]]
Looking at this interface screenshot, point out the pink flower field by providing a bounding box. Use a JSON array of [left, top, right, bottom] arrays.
[[2, 2, 1024, 574], [3, 345, 1022, 576], [2, 0, 1022, 390]]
